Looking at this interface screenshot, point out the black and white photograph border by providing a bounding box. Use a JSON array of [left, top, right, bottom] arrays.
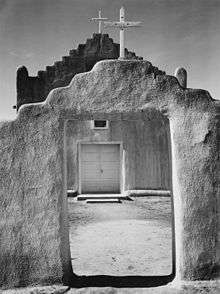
[[0, 1, 219, 293]]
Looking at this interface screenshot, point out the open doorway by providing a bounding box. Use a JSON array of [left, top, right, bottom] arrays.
[[68, 196, 172, 277], [65, 114, 174, 286]]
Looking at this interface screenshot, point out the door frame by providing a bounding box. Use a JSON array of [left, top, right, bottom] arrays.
[[78, 141, 123, 194]]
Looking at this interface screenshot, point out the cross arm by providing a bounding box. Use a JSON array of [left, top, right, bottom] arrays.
[[104, 21, 142, 28], [104, 21, 123, 27], [92, 17, 108, 21], [123, 21, 142, 27]]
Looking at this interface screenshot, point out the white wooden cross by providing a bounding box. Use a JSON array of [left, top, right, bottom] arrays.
[[91, 10, 108, 34], [104, 7, 142, 59]]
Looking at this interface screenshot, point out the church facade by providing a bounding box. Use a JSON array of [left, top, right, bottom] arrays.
[[66, 116, 171, 194], [16, 33, 171, 194]]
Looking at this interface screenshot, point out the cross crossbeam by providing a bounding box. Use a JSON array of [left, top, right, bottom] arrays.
[[104, 7, 142, 59], [91, 10, 108, 34]]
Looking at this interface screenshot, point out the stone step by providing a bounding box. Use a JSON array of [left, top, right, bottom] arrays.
[[86, 198, 121, 204], [77, 194, 126, 201], [124, 189, 171, 197]]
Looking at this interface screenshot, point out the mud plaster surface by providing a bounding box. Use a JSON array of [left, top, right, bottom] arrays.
[[0, 60, 219, 289], [68, 197, 172, 276]]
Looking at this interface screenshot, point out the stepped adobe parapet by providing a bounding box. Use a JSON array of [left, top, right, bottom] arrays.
[[16, 33, 143, 110]]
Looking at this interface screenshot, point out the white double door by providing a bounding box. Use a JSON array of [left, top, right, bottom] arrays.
[[80, 144, 120, 193]]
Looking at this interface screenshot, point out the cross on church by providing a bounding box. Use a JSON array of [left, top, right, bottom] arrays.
[[91, 10, 108, 34], [104, 7, 142, 60]]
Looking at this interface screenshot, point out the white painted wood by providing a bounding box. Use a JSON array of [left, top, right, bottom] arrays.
[[104, 7, 142, 59], [91, 10, 108, 34], [119, 7, 125, 59], [80, 143, 121, 193]]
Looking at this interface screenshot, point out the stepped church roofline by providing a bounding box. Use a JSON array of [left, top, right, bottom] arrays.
[[15, 33, 143, 111]]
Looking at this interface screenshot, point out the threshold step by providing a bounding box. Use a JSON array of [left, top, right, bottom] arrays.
[[86, 198, 121, 204], [124, 190, 171, 197], [77, 194, 124, 201]]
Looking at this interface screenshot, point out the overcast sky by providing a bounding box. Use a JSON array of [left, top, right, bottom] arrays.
[[0, 0, 220, 119]]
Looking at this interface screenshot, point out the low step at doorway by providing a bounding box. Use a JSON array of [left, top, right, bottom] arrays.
[[77, 194, 129, 201]]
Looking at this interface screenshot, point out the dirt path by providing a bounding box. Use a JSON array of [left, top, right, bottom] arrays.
[[68, 197, 172, 276]]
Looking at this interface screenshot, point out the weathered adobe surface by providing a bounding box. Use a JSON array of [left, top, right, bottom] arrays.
[[0, 60, 219, 289], [16, 34, 143, 110]]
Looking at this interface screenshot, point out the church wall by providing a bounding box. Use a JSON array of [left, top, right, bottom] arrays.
[[0, 60, 219, 289], [0, 113, 72, 288], [65, 117, 171, 193]]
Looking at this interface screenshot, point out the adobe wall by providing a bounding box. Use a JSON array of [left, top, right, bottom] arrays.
[[0, 111, 72, 288], [16, 34, 143, 110], [0, 60, 219, 289], [66, 118, 171, 192]]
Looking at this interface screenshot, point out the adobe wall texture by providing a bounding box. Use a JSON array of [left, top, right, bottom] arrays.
[[16, 34, 143, 110], [66, 118, 171, 192], [0, 60, 219, 289], [0, 112, 72, 288]]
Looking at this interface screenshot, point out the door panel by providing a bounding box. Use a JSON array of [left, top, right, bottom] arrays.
[[81, 144, 120, 193]]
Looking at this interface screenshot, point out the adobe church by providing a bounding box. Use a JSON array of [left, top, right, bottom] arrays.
[[15, 32, 171, 195], [0, 7, 219, 291]]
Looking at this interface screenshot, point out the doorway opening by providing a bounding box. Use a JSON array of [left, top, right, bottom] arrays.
[[65, 115, 175, 287]]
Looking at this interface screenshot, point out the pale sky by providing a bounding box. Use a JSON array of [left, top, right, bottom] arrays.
[[0, 0, 220, 120]]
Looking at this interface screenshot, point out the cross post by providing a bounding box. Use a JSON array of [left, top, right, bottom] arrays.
[[104, 7, 142, 60], [120, 7, 125, 59], [91, 10, 108, 34]]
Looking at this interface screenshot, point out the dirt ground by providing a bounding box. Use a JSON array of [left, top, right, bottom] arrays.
[[3, 197, 220, 293], [68, 196, 172, 276]]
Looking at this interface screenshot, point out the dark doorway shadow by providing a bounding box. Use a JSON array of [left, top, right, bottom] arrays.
[[68, 273, 175, 288]]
